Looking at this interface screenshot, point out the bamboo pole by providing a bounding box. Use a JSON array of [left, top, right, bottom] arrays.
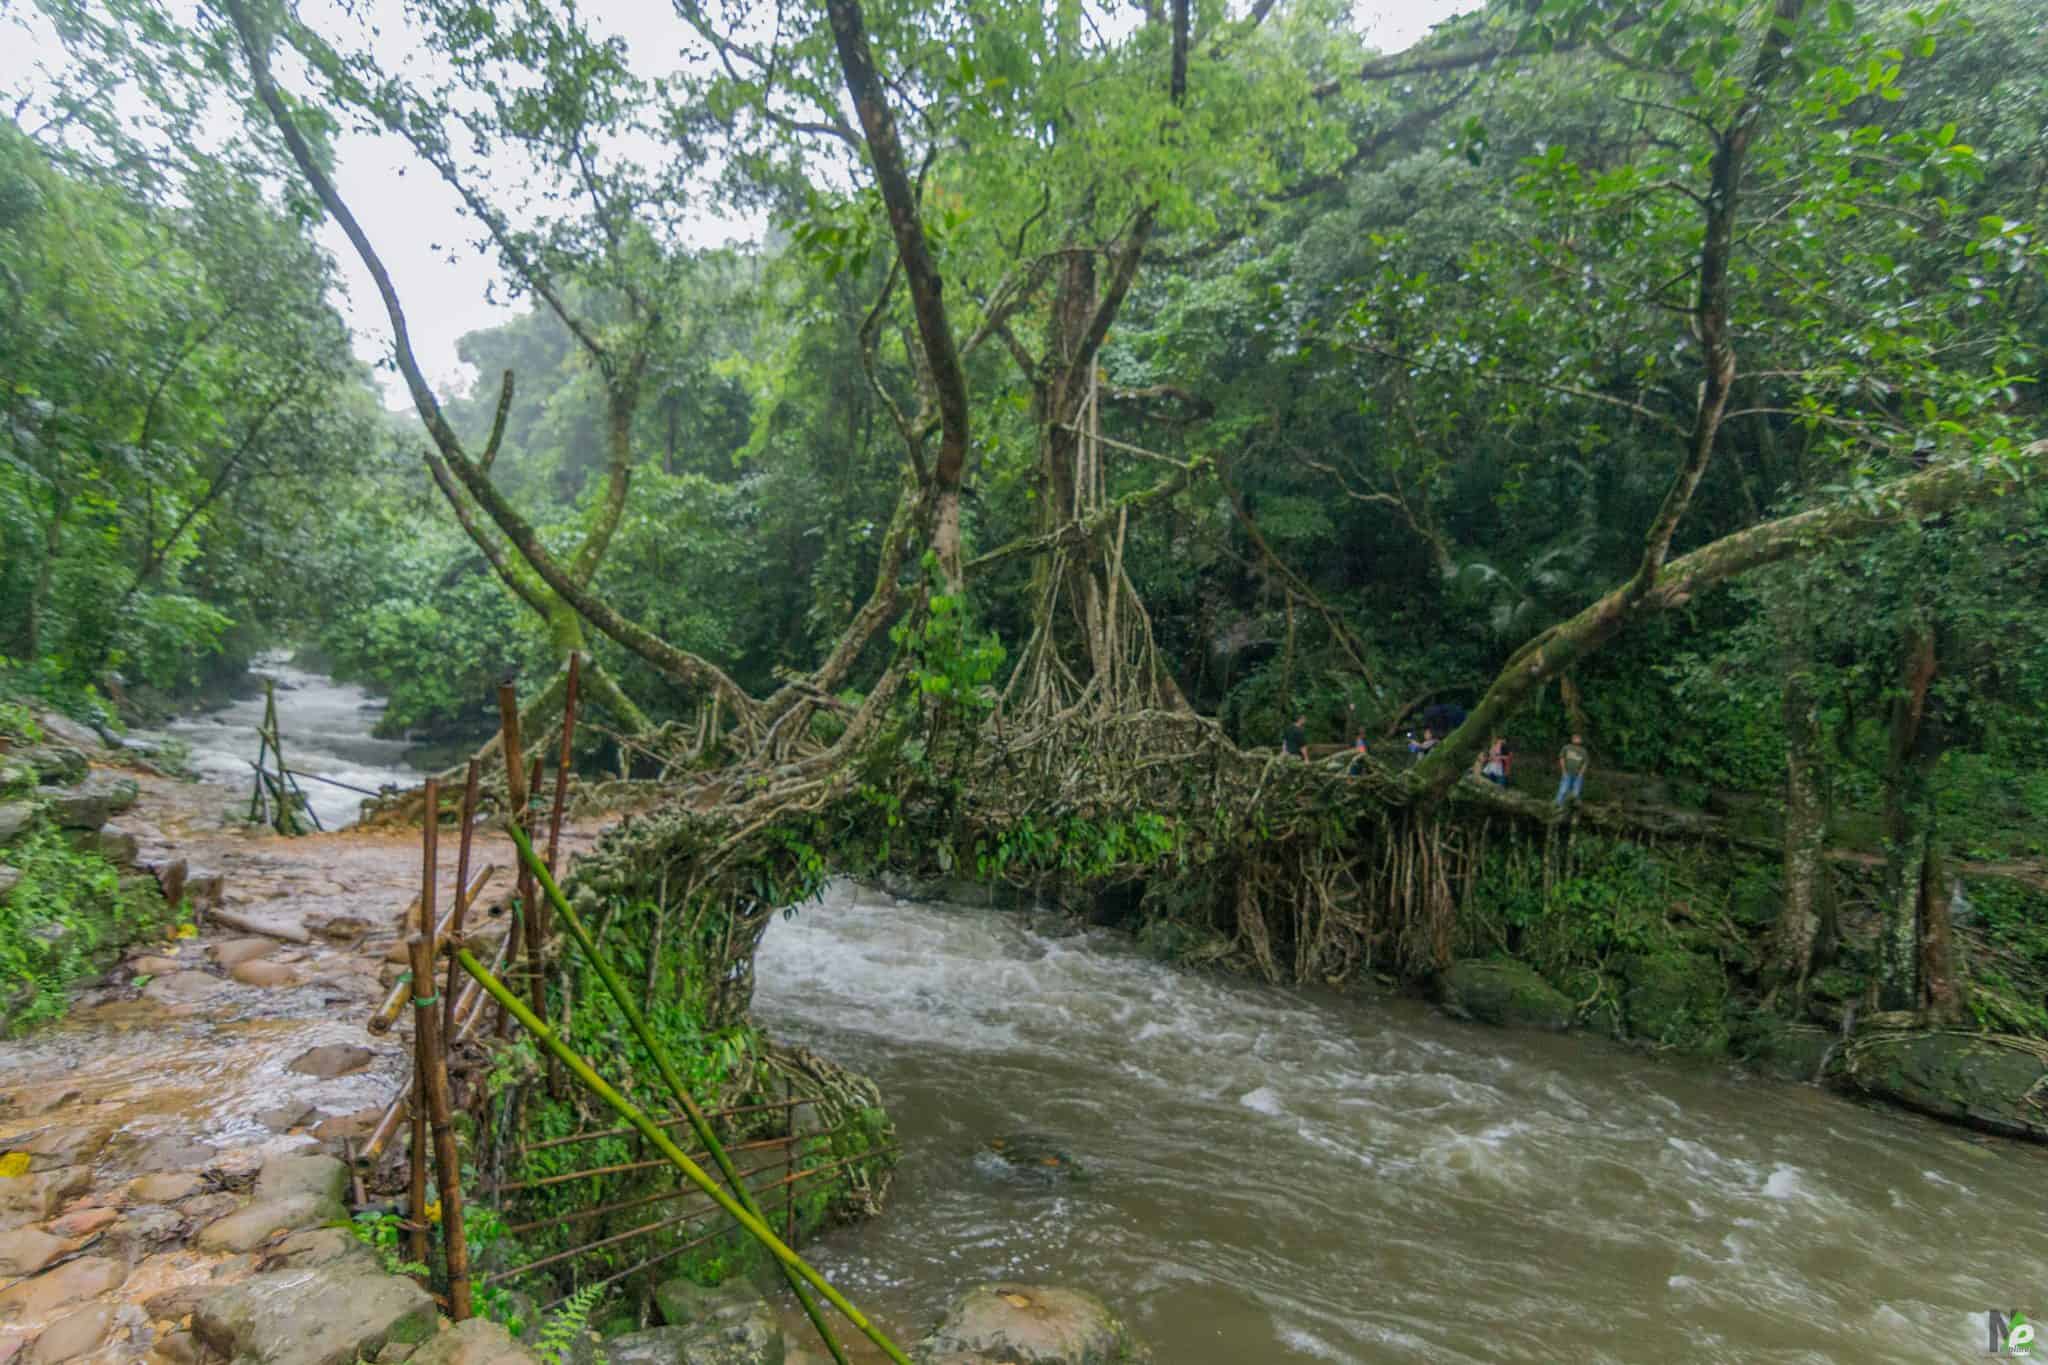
[[453, 948, 911, 1365], [404, 778, 437, 1273], [505, 825, 850, 1364], [366, 865, 498, 1035], [519, 756, 546, 1023], [358, 922, 514, 1167], [546, 652, 580, 880], [409, 933, 471, 1320], [264, 679, 298, 836], [447, 760, 480, 1036]]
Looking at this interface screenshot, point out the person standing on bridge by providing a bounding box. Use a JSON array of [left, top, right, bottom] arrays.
[[1556, 733, 1590, 806], [1282, 714, 1309, 761]]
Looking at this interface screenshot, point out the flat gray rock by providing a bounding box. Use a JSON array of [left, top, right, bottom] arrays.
[[255, 1154, 349, 1206], [915, 1284, 1146, 1365], [195, 1194, 338, 1253], [194, 1262, 436, 1365]]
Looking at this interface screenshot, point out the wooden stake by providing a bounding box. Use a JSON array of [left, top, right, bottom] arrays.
[[405, 776, 437, 1276], [447, 759, 480, 1036], [410, 932, 471, 1320]]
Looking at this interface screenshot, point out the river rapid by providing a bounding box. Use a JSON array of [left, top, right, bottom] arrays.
[[755, 885, 2047, 1363], [135, 655, 426, 828]]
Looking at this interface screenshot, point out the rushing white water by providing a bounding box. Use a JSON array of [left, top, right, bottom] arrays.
[[756, 883, 2048, 1363], [133, 654, 424, 828]]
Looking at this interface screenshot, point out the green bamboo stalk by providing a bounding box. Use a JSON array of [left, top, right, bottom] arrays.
[[503, 826, 849, 1365], [453, 947, 910, 1365]]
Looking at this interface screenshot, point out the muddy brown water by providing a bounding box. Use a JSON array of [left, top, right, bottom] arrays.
[[754, 884, 2048, 1364]]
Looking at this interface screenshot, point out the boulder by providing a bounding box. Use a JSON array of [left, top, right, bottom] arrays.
[[69, 825, 138, 866], [193, 1263, 436, 1365], [14, 747, 88, 787], [1843, 1032, 2048, 1142], [153, 1330, 202, 1365], [288, 1044, 375, 1078], [194, 1194, 337, 1253], [0, 802, 34, 849], [26, 1304, 111, 1364], [0, 1256, 125, 1320], [1618, 951, 1729, 1054], [653, 1279, 772, 1332], [914, 1285, 1146, 1365], [0, 865, 19, 904], [254, 1154, 350, 1207], [1438, 960, 1575, 1032], [39, 776, 138, 830], [406, 1320, 541, 1365], [971, 1135, 1086, 1186], [32, 714, 109, 754]]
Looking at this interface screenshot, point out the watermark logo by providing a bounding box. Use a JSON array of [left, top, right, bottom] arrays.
[[1990, 1310, 2036, 1356]]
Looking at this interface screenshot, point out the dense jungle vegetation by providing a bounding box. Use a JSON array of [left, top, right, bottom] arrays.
[[4, 0, 2047, 1077]]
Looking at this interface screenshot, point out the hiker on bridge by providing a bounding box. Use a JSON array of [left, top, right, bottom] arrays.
[[1281, 714, 1309, 761], [1556, 733, 1591, 806]]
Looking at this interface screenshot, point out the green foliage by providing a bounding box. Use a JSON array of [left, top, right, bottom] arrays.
[[345, 1210, 431, 1280], [535, 1284, 605, 1365], [0, 825, 171, 1035]]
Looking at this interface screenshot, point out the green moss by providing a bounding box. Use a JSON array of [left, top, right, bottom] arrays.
[[1440, 959, 1575, 1031], [1618, 950, 1730, 1055]]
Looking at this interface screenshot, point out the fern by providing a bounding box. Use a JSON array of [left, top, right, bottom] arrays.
[[536, 1284, 605, 1365]]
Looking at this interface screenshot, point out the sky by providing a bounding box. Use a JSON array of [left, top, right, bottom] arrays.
[[4, 0, 1474, 407]]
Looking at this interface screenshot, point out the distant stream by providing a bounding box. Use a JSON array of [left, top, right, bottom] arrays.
[[132, 654, 426, 828], [755, 884, 2048, 1363]]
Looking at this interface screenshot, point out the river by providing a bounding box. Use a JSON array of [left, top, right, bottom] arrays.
[[755, 884, 2046, 1363], [124, 665, 2045, 1361], [135, 655, 426, 828]]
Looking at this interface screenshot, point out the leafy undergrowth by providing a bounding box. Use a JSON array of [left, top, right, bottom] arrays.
[[0, 825, 177, 1035]]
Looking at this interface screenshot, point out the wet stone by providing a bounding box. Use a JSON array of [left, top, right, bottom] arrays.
[[10, 1122, 115, 1168], [114, 1133, 219, 1175], [26, 1304, 111, 1365], [143, 972, 228, 1008], [0, 803, 38, 848], [0, 1165, 93, 1226], [0, 1226, 68, 1277], [194, 1194, 334, 1253], [232, 960, 303, 989], [406, 1319, 541, 1365], [259, 1228, 374, 1273], [193, 1262, 436, 1365], [47, 1205, 119, 1240], [256, 1103, 316, 1133], [287, 1044, 374, 1079], [40, 776, 138, 830], [128, 956, 188, 977], [914, 1284, 1146, 1365], [209, 940, 275, 970], [0, 866, 19, 904], [604, 1315, 783, 1365], [254, 1155, 349, 1207], [108, 1205, 190, 1258], [151, 1330, 200, 1365], [311, 1108, 382, 1142], [0, 1255, 125, 1320], [972, 1135, 1087, 1186], [70, 825, 139, 867], [128, 1174, 204, 1205]]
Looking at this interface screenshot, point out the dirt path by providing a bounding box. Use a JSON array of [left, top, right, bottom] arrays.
[[0, 758, 597, 1364]]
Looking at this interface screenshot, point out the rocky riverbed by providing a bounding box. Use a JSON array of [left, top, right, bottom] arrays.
[[0, 720, 591, 1365]]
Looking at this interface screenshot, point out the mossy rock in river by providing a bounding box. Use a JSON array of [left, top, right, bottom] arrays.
[[1618, 951, 1729, 1054], [973, 1134, 1088, 1185], [1842, 1032, 2048, 1142], [1438, 960, 1574, 1032]]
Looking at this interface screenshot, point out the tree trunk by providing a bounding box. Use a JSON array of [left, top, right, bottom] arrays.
[[24, 488, 68, 661], [1765, 598, 1830, 1003], [1878, 619, 1938, 1011]]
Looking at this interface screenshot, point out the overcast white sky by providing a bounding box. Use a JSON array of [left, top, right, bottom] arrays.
[[3, 0, 1473, 405]]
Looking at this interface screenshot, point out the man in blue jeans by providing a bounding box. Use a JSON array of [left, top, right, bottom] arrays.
[[1555, 733, 1590, 806]]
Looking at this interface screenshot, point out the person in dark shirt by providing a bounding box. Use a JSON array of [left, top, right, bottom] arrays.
[[1348, 730, 1369, 775], [1407, 727, 1437, 765], [1282, 715, 1308, 760]]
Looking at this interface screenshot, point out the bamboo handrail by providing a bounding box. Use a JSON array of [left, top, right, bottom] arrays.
[[506, 823, 851, 1364], [512, 1096, 804, 1156], [453, 947, 911, 1365], [367, 865, 499, 1035]]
